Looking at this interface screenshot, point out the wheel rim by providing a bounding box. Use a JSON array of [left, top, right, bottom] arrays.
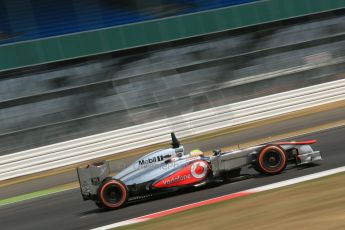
[[100, 181, 127, 208], [258, 146, 287, 174], [104, 185, 123, 204], [263, 151, 282, 168]]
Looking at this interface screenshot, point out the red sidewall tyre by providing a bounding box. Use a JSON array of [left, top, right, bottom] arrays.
[[98, 179, 128, 209], [256, 145, 287, 175]]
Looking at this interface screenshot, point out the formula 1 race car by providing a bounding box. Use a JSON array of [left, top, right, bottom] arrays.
[[77, 133, 322, 209]]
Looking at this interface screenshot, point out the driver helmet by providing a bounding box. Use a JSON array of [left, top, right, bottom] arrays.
[[190, 149, 204, 157]]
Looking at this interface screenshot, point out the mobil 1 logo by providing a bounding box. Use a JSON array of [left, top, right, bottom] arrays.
[[138, 155, 164, 166]]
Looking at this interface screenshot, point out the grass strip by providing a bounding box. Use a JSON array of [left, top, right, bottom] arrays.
[[117, 172, 345, 230], [0, 183, 77, 206]]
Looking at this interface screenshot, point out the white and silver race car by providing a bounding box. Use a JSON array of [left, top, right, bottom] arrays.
[[77, 133, 322, 209]]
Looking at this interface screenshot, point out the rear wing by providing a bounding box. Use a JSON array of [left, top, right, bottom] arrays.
[[76, 161, 110, 200]]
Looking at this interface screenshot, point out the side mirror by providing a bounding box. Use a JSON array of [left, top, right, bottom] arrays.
[[213, 149, 222, 156]]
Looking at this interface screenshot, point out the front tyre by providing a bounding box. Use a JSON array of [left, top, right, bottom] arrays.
[[98, 179, 128, 209], [254, 145, 287, 175]]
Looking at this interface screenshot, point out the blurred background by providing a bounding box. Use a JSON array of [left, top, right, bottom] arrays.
[[0, 0, 256, 44], [0, 0, 345, 155]]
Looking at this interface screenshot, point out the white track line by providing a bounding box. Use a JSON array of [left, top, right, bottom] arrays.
[[91, 166, 345, 230], [248, 166, 345, 192]]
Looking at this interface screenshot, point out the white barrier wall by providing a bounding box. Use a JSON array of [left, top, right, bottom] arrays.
[[1, 78, 345, 181]]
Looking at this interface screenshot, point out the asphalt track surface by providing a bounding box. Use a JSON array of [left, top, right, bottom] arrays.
[[1, 122, 345, 230]]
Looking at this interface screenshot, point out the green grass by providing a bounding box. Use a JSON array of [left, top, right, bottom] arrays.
[[0, 185, 75, 206]]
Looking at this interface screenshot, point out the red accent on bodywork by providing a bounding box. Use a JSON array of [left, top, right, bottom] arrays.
[[275, 140, 317, 145], [153, 160, 209, 188], [195, 164, 204, 174]]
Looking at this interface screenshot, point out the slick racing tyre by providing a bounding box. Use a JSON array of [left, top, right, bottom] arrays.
[[254, 145, 287, 175], [98, 179, 128, 209]]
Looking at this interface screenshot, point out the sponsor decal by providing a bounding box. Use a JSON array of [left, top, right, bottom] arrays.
[[153, 160, 209, 188], [191, 161, 208, 179], [162, 174, 191, 185], [138, 155, 164, 165]]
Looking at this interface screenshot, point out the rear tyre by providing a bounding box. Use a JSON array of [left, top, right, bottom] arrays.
[[254, 145, 287, 175], [98, 179, 128, 209]]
